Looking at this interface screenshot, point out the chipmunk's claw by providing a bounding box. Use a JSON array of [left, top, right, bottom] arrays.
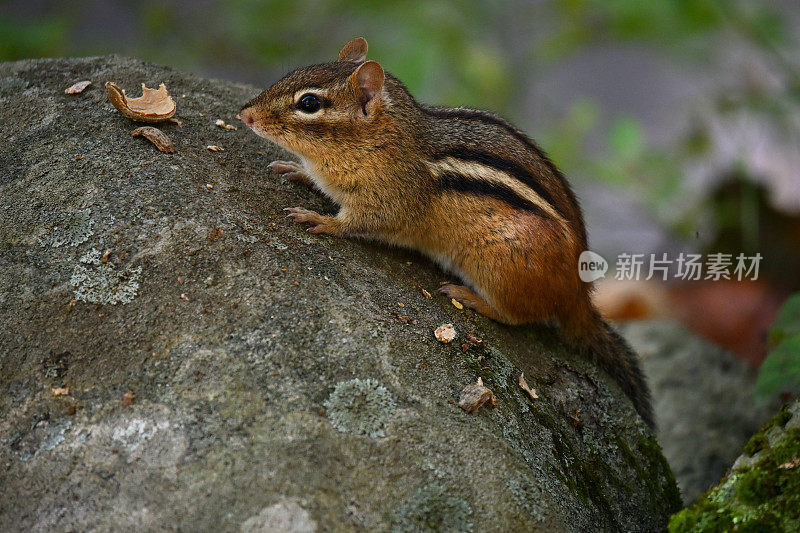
[[284, 207, 338, 235], [269, 160, 303, 173], [284, 206, 317, 223], [270, 160, 319, 191]]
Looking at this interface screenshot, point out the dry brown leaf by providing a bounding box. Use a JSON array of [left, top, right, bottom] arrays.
[[65, 80, 92, 94], [105, 81, 176, 122], [421, 288, 432, 299], [206, 145, 224, 151], [122, 390, 137, 406], [518, 373, 539, 400], [434, 324, 456, 343], [51, 387, 69, 396], [451, 298, 464, 310], [131, 126, 175, 153], [458, 377, 497, 414]]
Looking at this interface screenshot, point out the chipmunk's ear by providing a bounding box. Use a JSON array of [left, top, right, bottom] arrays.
[[337, 37, 368, 63], [349, 60, 384, 116]]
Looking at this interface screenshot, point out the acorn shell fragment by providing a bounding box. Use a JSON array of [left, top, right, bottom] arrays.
[[131, 126, 175, 153], [105, 81, 176, 122]]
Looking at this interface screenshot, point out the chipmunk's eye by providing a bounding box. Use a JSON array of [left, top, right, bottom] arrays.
[[296, 94, 322, 113]]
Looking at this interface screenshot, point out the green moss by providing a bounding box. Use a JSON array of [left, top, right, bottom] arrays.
[[521, 400, 680, 528], [742, 403, 792, 457], [776, 406, 793, 427], [323, 378, 397, 438], [669, 401, 800, 532], [668, 505, 737, 533], [460, 343, 499, 385], [736, 469, 776, 507], [391, 483, 473, 533], [635, 434, 682, 509], [742, 433, 768, 456], [548, 421, 619, 525]]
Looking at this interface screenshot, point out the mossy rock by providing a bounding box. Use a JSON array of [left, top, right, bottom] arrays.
[[0, 56, 680, 531], [669, 399, 800, 532]]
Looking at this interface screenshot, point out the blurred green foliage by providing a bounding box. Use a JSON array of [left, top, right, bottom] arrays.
[[755, 293, 800, 402], [0, 15, 69, 60], [535, 0, 798, 247], [224, 0, 514, 112]]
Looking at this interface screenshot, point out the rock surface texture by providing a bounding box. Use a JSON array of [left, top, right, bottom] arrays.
[[621, 320, 773, 503], [0, 57, 681, 532]]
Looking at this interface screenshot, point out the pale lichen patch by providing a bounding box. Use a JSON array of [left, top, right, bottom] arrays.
[[392, 483, 473, 533], [40, 208, 94, 248], [70, 247, 142, 304], [323, 378, 397, 438], [507, 474, 546, 521], [240, 501, 317, 533]]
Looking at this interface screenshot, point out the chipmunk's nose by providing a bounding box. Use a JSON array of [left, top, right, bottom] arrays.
[[239, 108, 255, 128]]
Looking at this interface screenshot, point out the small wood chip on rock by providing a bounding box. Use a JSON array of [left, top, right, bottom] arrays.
[[215, 119, 237, 130], [519, 373, 539, 400], [65, 80, 91, 94], [122, 390, 137, 406], [458, 377, 497, 414]]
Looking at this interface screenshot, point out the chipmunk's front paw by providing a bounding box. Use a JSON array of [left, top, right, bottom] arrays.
[[284, 207, 339, 235], [269, 160, 319, 191]]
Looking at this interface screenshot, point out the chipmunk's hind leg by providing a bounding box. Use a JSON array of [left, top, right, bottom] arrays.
[[269, 160, 320, 191], [439, 283, 510, 323]]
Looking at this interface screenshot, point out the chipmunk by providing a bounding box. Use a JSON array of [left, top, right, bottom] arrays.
[[239, 37, 654, 427]]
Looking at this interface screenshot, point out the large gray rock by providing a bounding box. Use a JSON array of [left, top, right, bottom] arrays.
[[620, 320, 773, 504], [0, 56, 680, 531]]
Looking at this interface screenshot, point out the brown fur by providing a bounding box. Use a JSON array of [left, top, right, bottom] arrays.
[[240, 38, 654, 427]]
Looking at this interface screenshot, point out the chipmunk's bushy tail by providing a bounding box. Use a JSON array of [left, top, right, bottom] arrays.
[[563, 304, 655, 428]]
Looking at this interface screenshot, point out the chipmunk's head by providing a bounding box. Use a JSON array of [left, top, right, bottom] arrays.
[[240, 37, 389, 159]]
